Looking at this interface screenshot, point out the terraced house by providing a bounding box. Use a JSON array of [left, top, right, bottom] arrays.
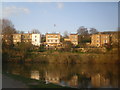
[[91, 33, 110, 47], [13, 33, 41, 46]]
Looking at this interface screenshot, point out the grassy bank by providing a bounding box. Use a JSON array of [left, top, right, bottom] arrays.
[[24, 51, 119, 64], [3, 72, 70, 88], [3, 50, 119, 64]]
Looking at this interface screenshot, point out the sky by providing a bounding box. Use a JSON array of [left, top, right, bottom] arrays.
[[2, 2, 118, 34]]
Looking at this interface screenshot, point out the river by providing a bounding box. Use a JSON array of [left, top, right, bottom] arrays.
[[3, 63, 120, 88]]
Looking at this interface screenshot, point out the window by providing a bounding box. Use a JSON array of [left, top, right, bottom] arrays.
[[55, 36, 58, 38], [97, 44, 99, 46], [35, 39, 37, 41], [48, 40, 49, 42], [97, 36, 99, 38], [97, 40, 99, 42], [51, 40, 53, 42], [55, 40, 57, 42], [35, 36, 37, 38], [104, 40, 107, 43]]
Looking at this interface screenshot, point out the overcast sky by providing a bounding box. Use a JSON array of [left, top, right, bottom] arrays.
[[2, 2, 118, 34]]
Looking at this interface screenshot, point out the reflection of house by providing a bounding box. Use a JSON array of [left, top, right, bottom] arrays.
[[45, 71, 60, 84], [13, 33, 41, 46], [91, 34, 110, 47], [64, 34, 78, 46], [46, 33, 61, 47], [31, 71, 40, 80], [68, 75, 78, 87], [91, 74, 110, 88]]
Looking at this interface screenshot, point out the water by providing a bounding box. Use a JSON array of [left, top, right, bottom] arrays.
[[3, 63, 120, 88]]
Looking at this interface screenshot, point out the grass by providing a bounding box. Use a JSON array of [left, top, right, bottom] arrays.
[[3, 72, 70, 88]]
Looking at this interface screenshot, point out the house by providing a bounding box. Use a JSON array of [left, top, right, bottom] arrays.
[[32, 34, 41, 46], [91, 33, 110, 47], [13, 33, 41, 46], [69, 34, 78, 45], [2, 34, 13, 45], [101, 31, 119, 46], [46, 33, 61, 47], [64, 34, 78, 46], [13, 34, 22, 44]]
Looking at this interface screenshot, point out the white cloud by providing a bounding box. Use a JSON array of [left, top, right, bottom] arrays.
[[57, 2, 64, 9], [2, 6, 30, 17]]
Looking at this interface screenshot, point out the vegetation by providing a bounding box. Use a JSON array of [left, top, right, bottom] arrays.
[[77, 26, 88, 35], [1, 19, 119, 64]]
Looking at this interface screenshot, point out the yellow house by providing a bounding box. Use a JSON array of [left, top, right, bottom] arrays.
[[91, 34, 110, 47], [13, 34, 22, 44], [46, 33, 61, 47], [69, 34, 78, 45]]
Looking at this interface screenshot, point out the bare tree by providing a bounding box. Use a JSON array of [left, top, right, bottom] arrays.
[[63, 31, 69, 38], [1, 19, 16, 34], [77, 26, 88, 35], [1, 19, 16, 45], [89, 28, 98, 34], [31, 29, 40, 34]]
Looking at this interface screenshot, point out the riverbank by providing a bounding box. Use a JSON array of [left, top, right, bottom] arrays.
[[2, 72, 70, 88], [6, 51, 119, 64]]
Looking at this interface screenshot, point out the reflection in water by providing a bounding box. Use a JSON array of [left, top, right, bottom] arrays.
[[31, 71, 40, 80], [91, 73, 110, 88], [3, 63, 120, 88], [45, 71, 60, 84], [67, 75, 78, 87]]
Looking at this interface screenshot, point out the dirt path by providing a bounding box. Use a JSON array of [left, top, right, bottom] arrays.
[[2, 75, 28, 88]]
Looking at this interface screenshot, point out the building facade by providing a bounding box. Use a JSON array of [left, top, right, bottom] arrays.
[[46, 33, 61, 47], [91, 34, 110, 47], [2, 34, 13, 45], [69, 34, 78, 45], [13, 33, 41, 46], [32, 34, 41, 46], [13, 34, 22, 44]]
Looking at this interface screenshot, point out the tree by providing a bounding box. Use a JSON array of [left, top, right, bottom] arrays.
[[77, 26, 88, 35], [41, 34, 46, 43], [16, 42, 34, 61], [31, 29, 40, 34], [1, 19, 17, 46], [62, 41, 73, 52], [89, 28, 98, 34], [60, 35, 64, 42], [63, 31, 69, 38], [1, 19, 16, 34], [39, 44, 45, 52]]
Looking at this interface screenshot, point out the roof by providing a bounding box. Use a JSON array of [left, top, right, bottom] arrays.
[[70, 34, 78, 35], [46, 33, 60, 35]]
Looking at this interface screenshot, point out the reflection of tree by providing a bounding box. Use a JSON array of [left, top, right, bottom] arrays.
[[77, 74, 90, 88], [4, 63, 119, 88]]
